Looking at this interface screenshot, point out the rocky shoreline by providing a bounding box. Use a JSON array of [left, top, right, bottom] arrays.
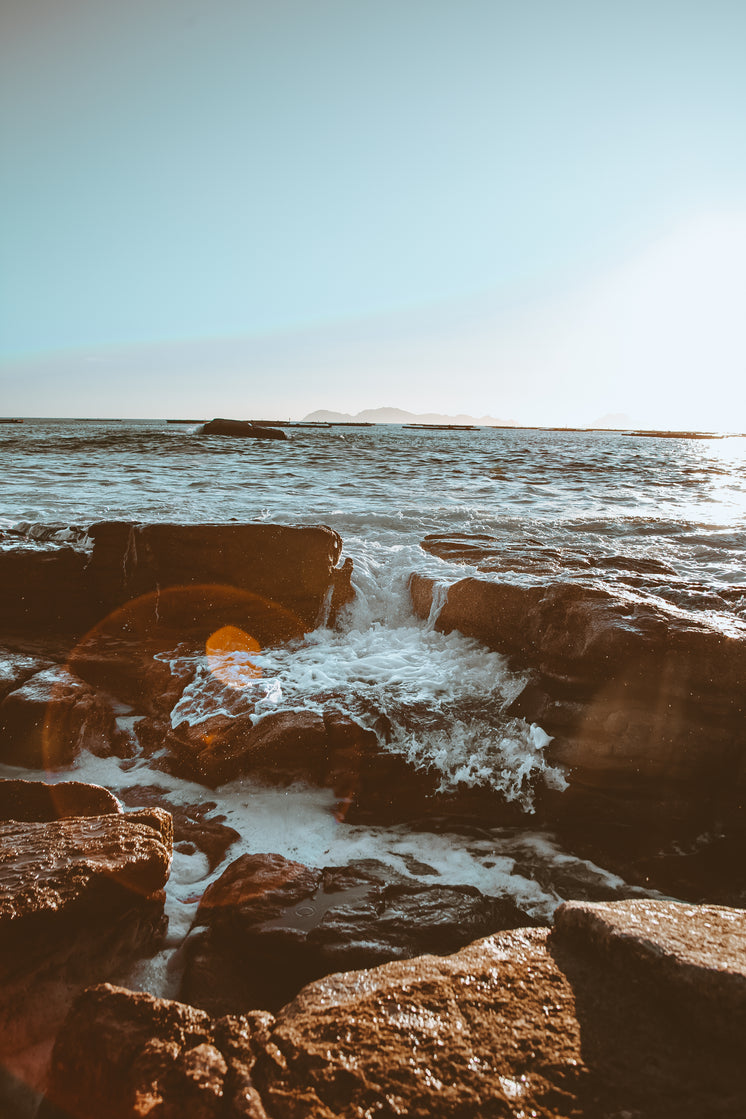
[[1, 521, 744, 1116]]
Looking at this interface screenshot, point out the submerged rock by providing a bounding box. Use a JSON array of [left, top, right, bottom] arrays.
[[180, 851, 532, 1014], [0, 808, 172, 1058], [116, 784, 240, 872], [42, 899, 746, 1118], [199, 417, 289, 440]]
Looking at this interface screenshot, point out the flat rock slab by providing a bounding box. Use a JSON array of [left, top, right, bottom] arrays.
[[0, 809, 173, 921], [553, 898, 746, 1041]]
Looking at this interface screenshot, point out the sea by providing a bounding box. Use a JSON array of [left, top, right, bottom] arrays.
[[2, 418, 745, 997]]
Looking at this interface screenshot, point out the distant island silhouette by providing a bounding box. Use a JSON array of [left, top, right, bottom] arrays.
[[303, 407, 517, 426]]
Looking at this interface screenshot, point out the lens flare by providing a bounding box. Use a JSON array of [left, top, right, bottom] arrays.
[[205, 625, 262, 689]]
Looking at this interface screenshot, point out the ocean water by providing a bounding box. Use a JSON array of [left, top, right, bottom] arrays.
[[2, 419, 745, 993]]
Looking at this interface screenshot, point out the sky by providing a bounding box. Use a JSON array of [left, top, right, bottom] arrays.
[[2, 0, 746, 427]]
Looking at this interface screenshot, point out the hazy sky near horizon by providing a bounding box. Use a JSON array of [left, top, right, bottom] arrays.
[[2, 0, 746, 427]]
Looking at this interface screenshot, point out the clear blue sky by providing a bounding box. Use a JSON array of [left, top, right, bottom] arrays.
[[2, 0, 746, 426]]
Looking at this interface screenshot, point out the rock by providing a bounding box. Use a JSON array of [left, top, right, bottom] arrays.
[[420, 531, 738, 616], [180, 852, 533, 1015], [0, 809, 172, 1057], [0, 546, 91, 634], [164, 709, 332, 787], [0, 778, 122, 822], [68, 633, 195, 717], [85, 521, 351, 637], [0, 649, 52, 701], [41, 900, 746, 1118], [116, 785, 239, 872], [552, 898, 746, 1043], [0, 522, 352, 640], [199, 417, 288, 440], [410, 571, 746, 845], [39, 984, 273, 1119], [0, 666, 124, 768]]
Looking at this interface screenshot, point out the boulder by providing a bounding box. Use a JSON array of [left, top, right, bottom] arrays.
[[39, 984, 272, 1119], [0, 778, 122, 822], [0, 522, 353, 640], [0, 809, 172, 1057], [164, 709, 332, 788], [0, 666, 124, 768], [552, 897, 746, 1042], [199, 417, 288, 440], [410, 571, 746, 842], [68, 632, 196, 717], [163, 707, 531, 827], [180, 852, 533, 1015], [85, 521, 352, 637], [41, 899, 746, 1118]]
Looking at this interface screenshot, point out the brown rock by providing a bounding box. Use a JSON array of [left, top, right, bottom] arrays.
[[0, 521, 353, 641], [117, 785, 239, 871], [200, 417, 288, 440], [41, 900, 746, 1118], [0, 778, 122, 822], [165, 709, 331, 787], [552, 898, 746, 1042], [40, 984, 272, 1119], [0, 546, 91, 633], [181, 852, 533, 1015], [85, 521, 350, 636], [0, 810, 172, 1056], [0, 809, 172, 922], [0, 666, 122, 768], [410, 570, 746, 844], [68, 632, 196, 716]]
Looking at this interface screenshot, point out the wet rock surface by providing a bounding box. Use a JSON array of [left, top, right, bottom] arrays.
[[421, 531, 746, 616], [0, 777, 122, 822], [0, 665, 124, 768], [39, 984, 273, 1119], [180, 852, 533, 1014], [116, 784, 240, 872], [0, 521, 352, 642], [199, 417, 289, 440], [0, 649, 52, 702], [42, 899, 746, 1119], [0, 808, 172, 1058], [410, 570, 746, 847]]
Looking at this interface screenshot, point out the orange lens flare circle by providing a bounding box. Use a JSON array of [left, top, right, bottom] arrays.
[[205, 625, 263, 689]]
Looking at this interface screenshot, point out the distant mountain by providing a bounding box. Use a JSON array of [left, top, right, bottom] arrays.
[[590, 412, 633, 429], [303, 407, 516, 426]]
